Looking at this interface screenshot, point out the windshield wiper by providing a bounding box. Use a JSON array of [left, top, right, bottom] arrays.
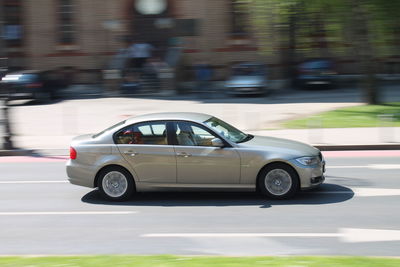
[[237, 134, 254, 143]]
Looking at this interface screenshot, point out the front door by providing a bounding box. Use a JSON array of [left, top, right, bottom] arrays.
[[115, 121, 176, 183], [172, 121, 240, 185]]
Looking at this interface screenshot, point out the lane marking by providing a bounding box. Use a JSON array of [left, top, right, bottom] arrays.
[[328, 164, 400, 169], [143, 233, 341, 238], [0, 180, 398, 197], [0, 211, 137, 216], [308, 188, 400, 197], [340, 228, 400, 243], [323, 150, 400, 158], [0, 180, 68, 184], [352, 188, 400, 197], [368, 164, 400, 170], [143, 228, 400, 243]]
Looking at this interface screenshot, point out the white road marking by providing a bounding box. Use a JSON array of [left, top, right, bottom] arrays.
[[329, 164, 400, 169], [0, 211, 137, 216], [0, 180, 68, 184], [143, 233, 341, 238], [309, 188, 400, 197], [328, 166, 365, 169], [352, 188, 400, 197], [339, 228, 400, 243], [143, 228, 400, 243], [368, 164, 400, 170], [1, 180, 399, 197]]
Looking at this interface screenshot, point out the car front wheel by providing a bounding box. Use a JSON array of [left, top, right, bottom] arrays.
[[258, 163, 299, 199], [98, 166, 135, 201]]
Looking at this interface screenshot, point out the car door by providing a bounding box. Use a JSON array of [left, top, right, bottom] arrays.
[[172, 121, 240, 185], [115, 121, 176, 183]]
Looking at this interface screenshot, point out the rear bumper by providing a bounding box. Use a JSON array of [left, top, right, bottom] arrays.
[[66, 159, 96, 188], [226, 86, 267, 95]]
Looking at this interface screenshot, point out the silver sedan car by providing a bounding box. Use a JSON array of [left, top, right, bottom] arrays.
[[66, 112, 325, 201]]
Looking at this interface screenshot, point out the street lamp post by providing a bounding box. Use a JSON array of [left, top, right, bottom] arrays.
[[0, 0, 13, 150]]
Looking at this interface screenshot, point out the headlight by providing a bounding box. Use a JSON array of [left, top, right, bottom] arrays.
[[295, 156, 319, 166]]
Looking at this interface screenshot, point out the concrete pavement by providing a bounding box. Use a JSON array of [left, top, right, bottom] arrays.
[[1, 84, 400, 155]]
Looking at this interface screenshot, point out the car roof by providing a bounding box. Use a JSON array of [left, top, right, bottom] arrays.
[[4, 70, 42, 76], [125, 112, 213, 124], [233, 62, 265, 67]]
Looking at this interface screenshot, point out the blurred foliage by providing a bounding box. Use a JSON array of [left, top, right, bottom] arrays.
[[283, 102, 400, 129], [246, 0, 400, 58]]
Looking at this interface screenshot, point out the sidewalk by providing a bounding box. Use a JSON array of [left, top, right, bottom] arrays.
[[1, 84, 400, 156], [1, 127, 398, 156]]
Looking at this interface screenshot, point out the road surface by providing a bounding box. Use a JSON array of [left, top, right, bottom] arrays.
[[0, 150, 399, 256]]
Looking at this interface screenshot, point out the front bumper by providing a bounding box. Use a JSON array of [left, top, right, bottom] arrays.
[[225, 86, 266, 95], [290, 159, 326, 189]]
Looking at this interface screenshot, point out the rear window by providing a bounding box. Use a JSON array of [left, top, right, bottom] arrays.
[[232, 65, 265, 76], [93, 120, 126, 138], [301, 60, 332, 69], [2, 73, 39, 83]]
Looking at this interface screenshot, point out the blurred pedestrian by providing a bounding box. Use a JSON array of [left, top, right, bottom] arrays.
[[129, 40, 154, 71], [194, 62, 213, 98]]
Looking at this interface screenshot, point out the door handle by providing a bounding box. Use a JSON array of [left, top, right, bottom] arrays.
[[176, 152, 192, 158], [124, 151, 139, 156]]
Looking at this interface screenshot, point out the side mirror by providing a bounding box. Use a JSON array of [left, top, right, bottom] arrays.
[[211, 138, 224, 148]]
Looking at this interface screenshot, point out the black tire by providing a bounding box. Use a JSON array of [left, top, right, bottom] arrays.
[[257, 163, 299, 199], [97, 166, 135, 201]]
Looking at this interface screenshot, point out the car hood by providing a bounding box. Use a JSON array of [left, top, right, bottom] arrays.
[[237, 135, 319, 157], [226, 76, 265, 85]]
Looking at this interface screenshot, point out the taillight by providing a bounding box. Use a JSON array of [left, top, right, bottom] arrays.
[[70, 147, 77, 160], [26, 82, 43, 88]]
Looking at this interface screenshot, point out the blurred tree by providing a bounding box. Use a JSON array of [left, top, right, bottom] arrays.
[[248, 0, 400, 104]]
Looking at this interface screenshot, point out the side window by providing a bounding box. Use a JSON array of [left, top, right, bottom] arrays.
[[175, 122, 218, 147], [116, 121, 168, 145]]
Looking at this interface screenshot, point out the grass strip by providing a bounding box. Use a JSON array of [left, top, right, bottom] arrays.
[[0, 255, 399, 267], [283, 102, 400, 128]]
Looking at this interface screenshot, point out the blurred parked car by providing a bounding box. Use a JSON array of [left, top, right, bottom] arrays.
[[0, 70, 63, 102], [225, 62, 268, 96], [296, 59, 337, 89], [67, 112, 325, 201]]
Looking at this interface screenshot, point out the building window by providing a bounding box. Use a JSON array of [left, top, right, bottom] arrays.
[[3, 0, 23, 47], [231, 0, 250, 34], [58, 0, 76, 44]]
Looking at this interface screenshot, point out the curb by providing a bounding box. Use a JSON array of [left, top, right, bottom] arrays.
[[0, 149, 34, 156], [315, 144, 400, 151]]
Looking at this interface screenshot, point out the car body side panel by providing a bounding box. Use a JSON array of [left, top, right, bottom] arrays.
[[66, 144, 137, 188], [174, 145, 241, 184], [116, 144, 177, 183], [237, 148, 288, 185]]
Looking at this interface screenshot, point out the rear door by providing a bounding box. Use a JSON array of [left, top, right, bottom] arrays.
[[115, 121, 176, 183]]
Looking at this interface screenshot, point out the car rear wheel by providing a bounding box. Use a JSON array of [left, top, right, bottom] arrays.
[[98, 166, 134, 201], [258, 163, 299, 199]]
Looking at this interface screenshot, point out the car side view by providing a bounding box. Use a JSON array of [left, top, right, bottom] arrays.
[[66, 112, 325, 201]]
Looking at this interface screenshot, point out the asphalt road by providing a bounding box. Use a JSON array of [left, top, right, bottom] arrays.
[[0, 151, 399, 256]]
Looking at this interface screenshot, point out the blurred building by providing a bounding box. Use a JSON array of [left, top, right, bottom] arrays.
[[2, 0, 262, 82]]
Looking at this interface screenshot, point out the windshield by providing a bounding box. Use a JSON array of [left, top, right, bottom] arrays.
[[232, 65, 265, 76], [204, 117, 248, 143], [93, 120, 126, 138]]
